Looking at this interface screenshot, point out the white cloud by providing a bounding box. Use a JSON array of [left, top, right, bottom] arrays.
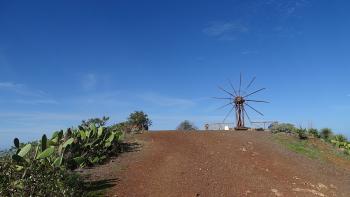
[[203, 21, 248, 41]]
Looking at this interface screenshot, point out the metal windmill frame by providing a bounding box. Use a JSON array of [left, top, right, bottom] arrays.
[[214, 74, 269, 130]]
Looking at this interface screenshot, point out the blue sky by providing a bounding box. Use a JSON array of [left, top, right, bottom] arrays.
[[1, 0, 350, 148]]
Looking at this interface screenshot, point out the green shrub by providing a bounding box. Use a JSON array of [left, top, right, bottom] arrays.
[[0, 157, 84, 196], [320, 128, 333, 140], [296, 128, 308, 140], [332, 134, 348, 143], [269, 123, 296, 134], [110, 121, 130, 133], [176, 120, 198, 131]]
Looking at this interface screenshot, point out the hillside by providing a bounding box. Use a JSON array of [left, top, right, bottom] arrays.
[[83, 131, 350, 197]]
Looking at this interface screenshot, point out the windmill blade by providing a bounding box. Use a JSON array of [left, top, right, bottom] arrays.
[[245, 99, 269, 103], [243, 88, 266, 98], [243, 107, 252, 125], [212, 97, 232, 100], [216, 102, 233, 110], [218, 86, 235, 97], [239, 73, 242, 95], [228, 79, 238, 96], [245, 103, 264, 116], [223, 106, 235, 122], [245, 76, 256, 91]]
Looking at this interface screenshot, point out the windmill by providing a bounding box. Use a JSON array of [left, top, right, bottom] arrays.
[[214, 74, 268, 130]]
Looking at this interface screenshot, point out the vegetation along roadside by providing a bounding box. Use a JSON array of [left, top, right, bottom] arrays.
[[0, 111, 152, 196]]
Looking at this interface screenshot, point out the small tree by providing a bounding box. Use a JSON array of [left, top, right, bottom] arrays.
[[127, 111, 152, 132], [320, 128, 333, 140], [81, 116, 109, 128], [308, 128, 320, 138], [177, 120, 197, 131]]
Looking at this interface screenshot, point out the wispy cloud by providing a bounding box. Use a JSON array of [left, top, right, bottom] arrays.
[[14, 99, 58, 105], [241, 50, 259, 55], [0, 82, 20, 88], [0, 82, 46, 97], [67, 91, 131, 107], [0, 81, 57, 105], [265, 0, 309, 17], [81, 73, 97, 91], [258, 0, 309, 39], [0, 112, 83, 121], [272, 26, 303, 38], [0, 111, 87, 148], [203, 21, 248, 41], [329, 104, 350, 111], [140, 93, 196, 108]]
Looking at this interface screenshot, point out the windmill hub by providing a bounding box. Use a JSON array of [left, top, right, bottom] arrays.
[[234, 96, 245, 104]]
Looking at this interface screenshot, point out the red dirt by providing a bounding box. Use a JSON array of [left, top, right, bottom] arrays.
[[85, 131, 350, 197]]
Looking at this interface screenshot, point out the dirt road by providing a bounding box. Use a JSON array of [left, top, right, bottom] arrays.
[[86, 131, 350, 196]]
